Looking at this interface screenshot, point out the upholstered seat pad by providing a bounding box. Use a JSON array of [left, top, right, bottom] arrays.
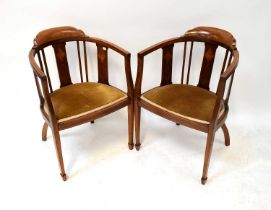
[[49, 82, 127, 121], [141, 84, 223, 124]]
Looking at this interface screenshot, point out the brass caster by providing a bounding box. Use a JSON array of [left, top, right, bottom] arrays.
[[176, 123, 180, 125], [61, 173, 67, 181], [128, 143, 134, 150], [201, 177, 207, 185], [90, 121, 95, 124], [135, 144, 141, 151]]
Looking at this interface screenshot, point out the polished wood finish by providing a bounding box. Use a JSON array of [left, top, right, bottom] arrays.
[[222, 123, 230, 146], [41, 49, 53, 92], [83, 41, 89, 82], [42, 122, 48, 141], [128, 103, 134, 150], [197, 43, 218, 90], [181, 41, 187, 84], [201, 127, 215, 185], [160, 44, 174, 86], [97, 44, 109, 85], [135, 26, 239, 184], [186, 41, 194, 84], [76, 41, 83, 82], [29, 26, 134, 181], [52, 43, 72, 87], [134, 99, 141, 151]]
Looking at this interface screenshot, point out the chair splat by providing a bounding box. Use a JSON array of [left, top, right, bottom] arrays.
[[97, 44, 109, 85], [52, 42, 72, 87], [161, 44, 174, 86], [197, 43, 218, 90]]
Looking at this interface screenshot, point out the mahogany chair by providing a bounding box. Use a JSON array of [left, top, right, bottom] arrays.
[[29, 26, 134, 181], [134, 26, 239, 184]]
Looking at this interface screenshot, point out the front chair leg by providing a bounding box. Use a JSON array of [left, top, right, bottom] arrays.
[[52, 128, 67, 181], [201, 130, 215, 185], [42, 122, 48, 141], [128, 103, 134, 150], [135, 101, 141, 151], [222, 123, 230, 146]]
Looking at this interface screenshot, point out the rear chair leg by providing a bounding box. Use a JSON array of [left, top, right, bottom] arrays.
[[135, 101, 141, 151], [52, 128, 67, 181], [128, 103, 134, 150], [42, 122, 48, 141], [222, 123, 230, 146], [201, 130, 215, 185]]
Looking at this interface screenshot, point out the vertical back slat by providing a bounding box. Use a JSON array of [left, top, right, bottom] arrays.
[[160, 44, 174, 86], [41, 49, 53, 93], [224, 51, 234, 104], [197, 43, 218, 90], [181, 41, 187, 84], [77, 41, 83, 82], [225, 73, 234, 104], [52, 42, 72, 87], [186, 41, 194, 84], [33, 73, 44, 105], [37, 51, 44, 72], [227, 52, 233, 68], [220, 49, 229, 75], [97, 44, 109, 85], [83, 41, 89, 82]]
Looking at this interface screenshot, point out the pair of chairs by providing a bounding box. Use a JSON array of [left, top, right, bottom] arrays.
[[29, 26, 239, 184]]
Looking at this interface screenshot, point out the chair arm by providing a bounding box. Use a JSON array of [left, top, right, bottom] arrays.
[[135, 54, 144, 98], [211, 50, 239, 125], [138, 37, 180, 57], [86, 36, 130, 57], [124, 53, 134, 98], [220, 50, 239, 81], [86, 37, 134, 98], [29, 48, 46, 81], [135, 37, 180, 98], [29, 49, 57, 122], [216, 50, 239, 99]]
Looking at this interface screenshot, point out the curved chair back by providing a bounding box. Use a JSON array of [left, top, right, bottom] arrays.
[[137, 26, 239, 109], [29, 26, 133, 108]]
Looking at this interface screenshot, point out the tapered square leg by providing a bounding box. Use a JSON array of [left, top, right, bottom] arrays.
[[42, 122, 48, 141], [201, 130, 215, 185], [52, 128, 67, 181], [128, 103, 134, 150], [135, 101, 141, 151]]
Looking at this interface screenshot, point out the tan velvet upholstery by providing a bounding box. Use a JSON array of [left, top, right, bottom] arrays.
[[185, 26, 236, 50], [47, 82, 127, 122], [141, 84, 224, 124], [35, 26, 86, 46]]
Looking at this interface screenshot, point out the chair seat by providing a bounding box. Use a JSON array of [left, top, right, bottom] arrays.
[[47, 82, 127, 122], [141, 84, 224, 124]]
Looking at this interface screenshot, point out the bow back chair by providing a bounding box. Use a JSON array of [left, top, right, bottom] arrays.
[[29, 26, 134, 181], [135, 26, 239, 184]]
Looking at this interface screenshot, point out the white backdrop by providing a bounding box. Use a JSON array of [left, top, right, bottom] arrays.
[[0, 0, 271, 209]]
